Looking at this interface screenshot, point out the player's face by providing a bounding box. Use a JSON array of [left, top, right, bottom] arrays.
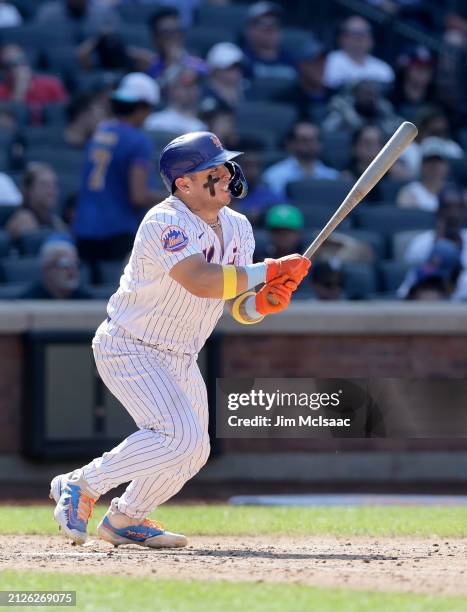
[[189, 164, 232, 208]]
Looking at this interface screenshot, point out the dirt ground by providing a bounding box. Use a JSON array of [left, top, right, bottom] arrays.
[[1, 535, 467, 596]]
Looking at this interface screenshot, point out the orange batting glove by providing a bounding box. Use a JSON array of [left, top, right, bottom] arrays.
[[255, 275, 298, 315], [265, 254, 311, 285]]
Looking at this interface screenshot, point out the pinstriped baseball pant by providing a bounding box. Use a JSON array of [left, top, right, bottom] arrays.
[[81, 319, 210, 521]]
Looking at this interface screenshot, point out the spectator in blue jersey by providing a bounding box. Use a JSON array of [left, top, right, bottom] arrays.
[[74, 73, 162, 275], [242, 2, 296, 82], [131, 7, 206, 81]]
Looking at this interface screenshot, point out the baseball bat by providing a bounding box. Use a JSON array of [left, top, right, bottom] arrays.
[[267, 121, 418, 305], [302, 120, 418, 259]]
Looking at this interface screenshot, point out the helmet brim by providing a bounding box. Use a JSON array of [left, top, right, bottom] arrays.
[[193, 149, 243, 172]]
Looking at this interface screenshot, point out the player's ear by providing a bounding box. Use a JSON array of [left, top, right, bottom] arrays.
[[174, 176, 191, 194]]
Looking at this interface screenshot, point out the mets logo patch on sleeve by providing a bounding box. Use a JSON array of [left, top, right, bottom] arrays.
[[161, 225, 189, 252]]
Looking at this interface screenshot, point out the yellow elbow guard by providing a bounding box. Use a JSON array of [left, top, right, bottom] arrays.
[[222, 265, 238, 300], [232, 291, 264, 325]]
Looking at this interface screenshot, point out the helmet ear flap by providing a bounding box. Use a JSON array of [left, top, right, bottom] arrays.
[[225, 161, 248, 199]]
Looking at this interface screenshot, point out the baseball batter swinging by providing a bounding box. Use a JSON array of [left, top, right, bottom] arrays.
[[50, 131, 310, 548]]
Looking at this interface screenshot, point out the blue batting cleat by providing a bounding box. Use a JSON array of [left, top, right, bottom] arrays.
[[97, 498, 187, 548], [50, 471, 98, 545]]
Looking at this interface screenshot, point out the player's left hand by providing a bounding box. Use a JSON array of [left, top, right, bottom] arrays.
[[255, 275, 298, 315]]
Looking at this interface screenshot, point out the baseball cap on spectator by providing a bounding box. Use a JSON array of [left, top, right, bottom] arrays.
[[112, 73, 160, 106], [398, 45, 434, 68], [206, 42, 243, 71], [247, 1, 282, 22], [420, 137, 463, 161], [266, 204, 304, 231]]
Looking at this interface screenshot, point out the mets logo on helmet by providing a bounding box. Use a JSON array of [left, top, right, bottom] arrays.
[[161, 225, 189, 252], [210, 134, 222, 149]]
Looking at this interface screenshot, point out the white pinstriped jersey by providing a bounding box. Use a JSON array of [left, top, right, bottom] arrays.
[[107, 195, 255, 355]]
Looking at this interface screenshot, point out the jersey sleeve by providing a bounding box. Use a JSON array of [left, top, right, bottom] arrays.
[[141, 211, 202, 273], [235, 219, 256, 266]]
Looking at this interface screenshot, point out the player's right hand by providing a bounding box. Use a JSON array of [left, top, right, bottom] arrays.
[[255, 275, 297, 315], [265, 254, 311, 285]]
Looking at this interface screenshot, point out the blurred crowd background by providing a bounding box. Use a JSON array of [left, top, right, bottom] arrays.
[[0, 0, 466, 302]]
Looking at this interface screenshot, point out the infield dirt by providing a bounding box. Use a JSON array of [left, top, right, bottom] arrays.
[[1, 535, 466, 595]]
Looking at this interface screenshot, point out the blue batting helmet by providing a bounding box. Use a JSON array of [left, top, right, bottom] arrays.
[[159, 131, 243, 194]]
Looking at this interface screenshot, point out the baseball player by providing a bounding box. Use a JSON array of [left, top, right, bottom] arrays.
[[50, 131, 310, 548]]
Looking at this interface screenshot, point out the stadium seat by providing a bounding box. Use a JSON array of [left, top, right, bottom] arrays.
[[380, 179, 409, 204], [340, 229, 387, 260], [0, 24, 73, 48], [42, 45, 80, 79], [26, 147, 84, 174], [118, 23, 152, 49], [235, 101, 297, 147], [0, 282, 30, 299], [117, 3, 159, 23], [25, 125, 66, 148], [392, 230, 424, 262], [185, 26, 235, 56], [246, 77, 293, 101], [1, 256, 41, 283], [196, 3, 247, 33], [342, 262, 378, 299], [320, 130, 352, 171], [378, 260, 409, 295], [85, 284, 115, 300], [355, 205, 435, 236], [0, 101, 29, 125], [287, 178, 354, 208], [17, 230, 53, 256], [295, 204, 352, 230], [95, 260, 125, 286], [42, 103, 67, 126]]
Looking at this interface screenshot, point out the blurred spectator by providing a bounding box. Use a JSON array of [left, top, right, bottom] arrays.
[[0, 1, 22, 27], [145, 66, 206, 134], [401, 239, 462, 301], [0, 44, 68, 124], [36, 0, 119, 31], [400, 105, 463, 179], [203, 42, 246, 109], [6, 163, 68, 241], [74, 73, 161, 271], [231, 148, 281, 224], [199, 98, 240, 150], [397, 137, 463, 212], [255, 203, 305, 259], [274, 39, 331, 121], [342, 125, 386, 201], [262, 121, 339, 198], [242, 1, 296, 81], [65, 91, 110, 148], [404, 186, 467, 268], [405, 274, 450, 300], [390, 46, 437, 121], [19, 236, 91, 300], [323, 16, 394, 89], [307, 260, 345, 300], [132, 7, 206, 80], [77, 28, 134, 72], [322, 79, 400, 134], [0, 172, 21, 206]]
